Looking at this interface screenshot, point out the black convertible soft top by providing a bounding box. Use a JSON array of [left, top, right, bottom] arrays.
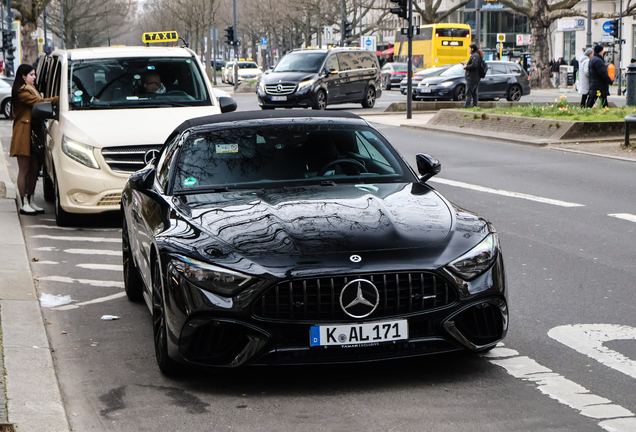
[[174, 110, 363, 135]]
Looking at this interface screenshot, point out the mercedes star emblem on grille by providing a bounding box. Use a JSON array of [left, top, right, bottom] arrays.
[[144, 149, 160, 165], [339, 279, 379, 318], [350, 255, 362, 263], [276, 84, 283, 93]]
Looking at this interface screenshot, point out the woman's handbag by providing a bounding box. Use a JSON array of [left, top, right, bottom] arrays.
[[30, 128, 44, 161]]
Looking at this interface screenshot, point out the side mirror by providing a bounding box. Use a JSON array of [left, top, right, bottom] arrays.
[[416, 153, 441, 183], [128, 165, 156, 191], [32, 102, 56, 120], [219, 96, 237, 113]]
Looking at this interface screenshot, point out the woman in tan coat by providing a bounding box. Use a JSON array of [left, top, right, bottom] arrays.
[[10, 64, 59, 214]]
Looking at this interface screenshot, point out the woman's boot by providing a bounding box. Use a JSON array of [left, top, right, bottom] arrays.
[[20, 196, 37, 215], [27, 195, 44, 213]]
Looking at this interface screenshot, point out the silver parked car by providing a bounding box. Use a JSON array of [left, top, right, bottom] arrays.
[[0, 77, 12, 119]]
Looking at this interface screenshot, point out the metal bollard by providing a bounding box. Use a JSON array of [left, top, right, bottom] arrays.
[[626, 63, 636, 106], [624, 114, 636, 147]]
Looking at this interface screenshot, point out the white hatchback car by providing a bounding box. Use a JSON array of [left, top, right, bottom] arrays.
[[33, 46, 236, 226]]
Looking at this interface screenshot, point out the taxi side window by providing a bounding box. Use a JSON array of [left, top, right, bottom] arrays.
[[324, 55, 339, 73], [44, 57, 59, 98], [354, 53, 376, 69], [336, 52, 355, 71], [50, 58, 62, 98], [156, 134, 181, 191]]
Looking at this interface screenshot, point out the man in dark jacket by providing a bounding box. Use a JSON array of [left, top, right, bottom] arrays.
[[463, 43, 482, 108], [586, 45, 614, 108]]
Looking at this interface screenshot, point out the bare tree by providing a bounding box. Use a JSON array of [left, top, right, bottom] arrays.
[[13, 0, 53, 64], [413, 0, 471, 24]]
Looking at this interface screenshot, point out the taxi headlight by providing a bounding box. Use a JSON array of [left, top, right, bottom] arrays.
[[439, 81, 455, 87], [447, 233, 498, 281], [297, 79, 315, 90], [62, 136, 99, 169], [169, 254, 254, 297], [258, 80, 265, 91]]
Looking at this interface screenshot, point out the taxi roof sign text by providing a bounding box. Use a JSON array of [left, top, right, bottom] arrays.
[[142, 31, 178, 44]]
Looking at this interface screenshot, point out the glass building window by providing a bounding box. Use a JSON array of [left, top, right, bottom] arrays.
[[563, 31, 576, 62]]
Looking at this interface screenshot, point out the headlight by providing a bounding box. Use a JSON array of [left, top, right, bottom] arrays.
[[62, 136, 99, 169], [258, 80, 265, 91], [170, 254, 253, 297], [297, 79, 315, 90], [447, 233, 498, 280], [439, 81, 454, 87]]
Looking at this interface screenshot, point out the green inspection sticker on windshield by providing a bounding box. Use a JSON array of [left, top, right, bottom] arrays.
[[216, 144, 238, 153], [183, 177, 197, 186]]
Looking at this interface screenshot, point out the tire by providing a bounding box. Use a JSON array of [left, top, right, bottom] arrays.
[[384, 77, 391, 90], [152, 258, 179, 376], [312, 89, 327, 110], [122, 215, 144, 302], [361, 87, 376, 108], [2, 98, 10, 119], [506, 85, 522, 102], [453, 85, 466, 101], [260, 106, 274, 110], [54, 174, 76, 227], [43, 166, 55, 202]]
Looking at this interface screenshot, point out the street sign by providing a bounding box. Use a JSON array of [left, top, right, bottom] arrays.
[[601, 34, 614, 43], [360, 35, 376, 52], [261, 37, 267, 46], [496, 33, 505, 42], [603, 21, 615, 34], [516, 34, 531, 46]]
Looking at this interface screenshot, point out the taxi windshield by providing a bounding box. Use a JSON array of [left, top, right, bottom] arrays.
[[68, 57, 211, 110]]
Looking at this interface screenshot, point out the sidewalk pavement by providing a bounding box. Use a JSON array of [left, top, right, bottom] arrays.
[[0, 145, 70, 431]]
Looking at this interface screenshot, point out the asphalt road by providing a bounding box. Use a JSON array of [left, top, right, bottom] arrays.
[[2, 99, 636, 431]]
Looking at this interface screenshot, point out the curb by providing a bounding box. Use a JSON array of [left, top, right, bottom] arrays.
[[0, 144, 71, 432], [395, 123, 550, 147]]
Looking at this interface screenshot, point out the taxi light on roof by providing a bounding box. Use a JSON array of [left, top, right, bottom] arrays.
[[142, 31, 179, 44]]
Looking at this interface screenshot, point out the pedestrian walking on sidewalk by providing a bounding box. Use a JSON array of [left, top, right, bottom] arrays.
[[463, 43, 483, 108], [586, 46, 613, 109], [9, 64, 59, 215], [578, 48, 593, 108]]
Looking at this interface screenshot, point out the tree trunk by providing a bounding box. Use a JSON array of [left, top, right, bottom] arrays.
[[22, 21, 39, 66], [530, 22, 553, 88]]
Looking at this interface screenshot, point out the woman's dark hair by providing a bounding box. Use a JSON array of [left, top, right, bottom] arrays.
[[469, 43, 484, 59], [11, 64, 36, 118]]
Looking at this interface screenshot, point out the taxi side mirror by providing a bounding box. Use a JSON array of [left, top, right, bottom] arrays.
[[32, 102, 57, 120]]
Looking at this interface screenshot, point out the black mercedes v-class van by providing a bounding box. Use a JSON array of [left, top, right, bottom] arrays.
[[256, 48, 382, 110]]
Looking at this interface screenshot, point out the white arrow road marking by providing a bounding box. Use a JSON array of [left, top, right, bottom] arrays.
[[483, 344, 636, 431], [38, 276, 124, 288], [32, 235, 120, 243], [64, 249, 121, 256], [608, 213, 636, 224], [76, 263, 122, 271], [26, 225, 120, 232], [54, 292, 127, 311], [548, 324, 636, 381], [430, 178, 585, 207]]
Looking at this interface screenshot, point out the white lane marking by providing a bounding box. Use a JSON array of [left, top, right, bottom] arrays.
[[429, 178, 585, 207], [32, 235, 120, 243], [483, 344, 636, 431], [38, 276, 124, 288], [32, 261, 59, 265], [608, 213, 636, 224], [64, 248, 121, 256], [26, 224, 119, 232], [54, 292, 127, 311], [76, 263, 122, 271], [548, 324, 636, 381], [35, 246, 59, 252]]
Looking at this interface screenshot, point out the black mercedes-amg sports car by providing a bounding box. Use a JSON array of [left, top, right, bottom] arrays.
[[121, 110, 508, 375]]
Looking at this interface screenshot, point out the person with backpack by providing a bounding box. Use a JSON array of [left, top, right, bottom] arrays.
[[586, 45, 613, 108], [463, 43, 486, 108]]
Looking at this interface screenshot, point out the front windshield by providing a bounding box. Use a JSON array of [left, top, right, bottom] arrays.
[[392, 63, 408, 71], [440, 64, 464, 77], [273, 53, 327, 73], [238, 62, 258, 69], [68, 57, 211, 110], [173, 124, 411, 193]]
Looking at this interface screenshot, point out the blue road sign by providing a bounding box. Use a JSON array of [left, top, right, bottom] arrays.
[[261, 37, 267, 45], [603, 21, 615, 33], [365, 38, 372, 46]]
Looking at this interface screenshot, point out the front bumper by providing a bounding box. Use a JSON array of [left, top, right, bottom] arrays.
[[161, 254, 508, 368], [257, 85, 316, 108], [413, 86, 454, 100]]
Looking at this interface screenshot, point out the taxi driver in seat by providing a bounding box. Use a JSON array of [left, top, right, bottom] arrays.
[[142, 72, 167, 94]]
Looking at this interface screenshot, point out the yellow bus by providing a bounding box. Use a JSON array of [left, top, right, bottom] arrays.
[[393, 23, 471, 70]]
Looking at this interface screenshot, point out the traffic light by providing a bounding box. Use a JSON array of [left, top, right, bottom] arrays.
[[609, 20, 619, 39], [343, 20, 353, 39], [224, 26, 234, 45], [390, 0, 408, 19], [1, 30, 12, 49]]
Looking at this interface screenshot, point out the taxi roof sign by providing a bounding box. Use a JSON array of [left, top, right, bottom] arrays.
[[142, 31, 179, 44]]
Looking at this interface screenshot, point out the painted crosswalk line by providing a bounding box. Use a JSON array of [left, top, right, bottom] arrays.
[[76, 263, 122, 271], [32, 235, 120, 243], [54, 292, 127, 311], [65, 248, 121, 256], [38, 276, 124, 288], [608, 213, 636, 224]]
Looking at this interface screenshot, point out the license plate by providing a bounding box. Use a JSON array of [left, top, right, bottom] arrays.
[[310, 319, 408, 347], [271, 96, 287, 101], [420, 88, 431, 93]]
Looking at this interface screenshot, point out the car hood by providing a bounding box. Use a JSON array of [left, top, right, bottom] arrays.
[[60, 106, 222, 148], [237, 69, 262, 76], [262, 71, 316, 83]]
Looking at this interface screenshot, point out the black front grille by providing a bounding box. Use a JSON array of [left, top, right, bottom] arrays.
[[101, 145, 162, 173], [253, 272, 456, 322]]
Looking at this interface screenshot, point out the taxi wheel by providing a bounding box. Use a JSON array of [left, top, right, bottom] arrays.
[[312, 90, 327, 110], [43, 166, 55, 202], [54, 175, 76, 227], [361, 87, 376, 108], [152, 259, 179, 376], [122, 215, 144, 302]]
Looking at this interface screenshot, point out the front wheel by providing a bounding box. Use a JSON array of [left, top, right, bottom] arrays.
[[506, 85, 522, 102], [152, 259, 179, 376], [312, 90, 327, 110], [361, 87, 376, 108], [384, 77, 391, 90], [2, 98, 10, 119], [43, 166, 55, 202], [54, 175, 76, 227], [453, 85, 466, 101]]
